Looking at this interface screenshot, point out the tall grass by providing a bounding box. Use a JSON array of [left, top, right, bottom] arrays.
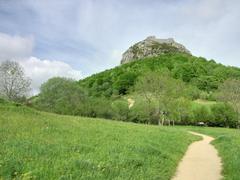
[[0, 104, 198, 179]]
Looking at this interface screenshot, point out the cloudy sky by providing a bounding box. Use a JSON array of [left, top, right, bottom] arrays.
[[0, 0, 240, 94]]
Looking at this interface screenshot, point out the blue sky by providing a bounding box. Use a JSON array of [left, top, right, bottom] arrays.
[[0, 0, 240, 93]]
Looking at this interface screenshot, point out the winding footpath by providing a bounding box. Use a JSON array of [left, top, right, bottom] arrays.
[[172, 131, 222, 180]]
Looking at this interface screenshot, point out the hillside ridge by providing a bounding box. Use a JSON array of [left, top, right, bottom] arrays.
[[121, 36, 191, 64]]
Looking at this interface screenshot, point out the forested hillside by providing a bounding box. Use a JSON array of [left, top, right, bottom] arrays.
[[33, 53, 240, 128], [79, 53, 240, 97]]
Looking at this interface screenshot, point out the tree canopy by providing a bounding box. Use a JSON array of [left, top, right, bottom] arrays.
[[0, 60, 31, 101], [79, 53, 240, 98], [35, 77, 86, 115]]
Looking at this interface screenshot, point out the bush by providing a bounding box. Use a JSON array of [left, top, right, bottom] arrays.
[[185, 86, 200, 100], [111, 100, 129, 121], [0, 98, 7, 104], [190, 103, 238, 128], [128, 100, 157, 124], [210, 103, 238, 128], [35, 77, 86, 115], [170, 98, 194, 125], [79, 97, 114, 119], [193, 106, 213, 124]]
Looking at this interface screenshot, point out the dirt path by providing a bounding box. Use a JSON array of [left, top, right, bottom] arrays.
[[172, 131, 222, 180]]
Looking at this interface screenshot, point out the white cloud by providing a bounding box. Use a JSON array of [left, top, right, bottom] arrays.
[[20, 57, 82, 95], [0, 32, 82, 95], [3, 0, 240, 75], [0, 32, 34, 60]]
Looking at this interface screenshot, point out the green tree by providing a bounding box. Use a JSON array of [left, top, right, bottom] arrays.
[[113, 72, 137, 95], [217, 79, 240, 127], [192, 76, 219, 91], [128, 99, 157, 124], [0, 60, 31, 102], [173, 62, 197, 82], [170, 98, 193, 125], [193, 106, 212, 124], [111, 100, 129, 121], [36, 77, 85, 115], [134, 71, 186, 125], [211, 103, 238, 128], [83, 97, 114, 119]]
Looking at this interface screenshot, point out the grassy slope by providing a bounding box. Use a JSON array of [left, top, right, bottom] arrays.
[[0, 104, 198, 180], [186, 126, 240, 180]]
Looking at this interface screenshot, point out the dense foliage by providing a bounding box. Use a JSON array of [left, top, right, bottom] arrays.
[[33, 53, 240, 128], [33, 82, 239, 128], [79, 53, 240, 97], [33, 77, 86, 115], [217, 79, 240, 113]]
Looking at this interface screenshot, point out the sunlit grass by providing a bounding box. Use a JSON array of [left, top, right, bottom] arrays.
[[0, 104, 197, 179]]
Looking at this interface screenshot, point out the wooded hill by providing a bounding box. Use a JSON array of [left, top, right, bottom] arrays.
[[33, 53, 240, 128], [79, 53, 240, 98]]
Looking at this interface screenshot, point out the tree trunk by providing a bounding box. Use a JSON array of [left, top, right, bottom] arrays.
[[161, 114, 165, 126]]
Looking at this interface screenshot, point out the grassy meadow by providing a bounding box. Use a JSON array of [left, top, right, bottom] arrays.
[[0, 103, 198, 180]]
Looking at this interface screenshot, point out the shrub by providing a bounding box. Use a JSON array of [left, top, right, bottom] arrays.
[[79, 97, 114, 119], [35, 77, 86, 115], [128, 100, 157, 124], [111, 100, 129, 121], [193, 106, 213, 124], [210, 103, 238, 128]]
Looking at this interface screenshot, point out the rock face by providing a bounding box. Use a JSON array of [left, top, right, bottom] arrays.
[[121, 36, 191, 64]]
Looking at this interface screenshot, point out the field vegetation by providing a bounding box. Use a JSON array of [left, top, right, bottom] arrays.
[[0, 102, 198, 179]]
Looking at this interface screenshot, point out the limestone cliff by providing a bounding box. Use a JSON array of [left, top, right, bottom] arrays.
[[121, 36, 191, 64]]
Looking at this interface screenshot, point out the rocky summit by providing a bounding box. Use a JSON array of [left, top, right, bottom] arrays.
[[121, 36, 191, 64]]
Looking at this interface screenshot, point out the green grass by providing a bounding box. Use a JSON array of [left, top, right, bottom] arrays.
[[185, 126, 240, 180], [0, 104, 198, 180]]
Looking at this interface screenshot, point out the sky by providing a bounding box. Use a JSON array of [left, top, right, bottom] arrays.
[[0, 0, 240, 94]]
